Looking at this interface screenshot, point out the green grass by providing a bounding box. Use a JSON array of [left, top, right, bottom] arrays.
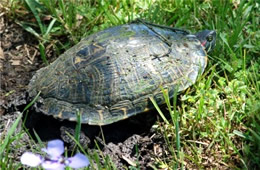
[[1, 0, 259, 169]]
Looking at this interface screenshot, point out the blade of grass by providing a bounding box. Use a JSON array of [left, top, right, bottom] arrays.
[[39, 43, 49, 65], [74, 109, 82, 143], [44, 18, 57, 36], [18, 22, 41, 39], [24, 0, 45, 34], [0, 113, 22, 159], [172, 86, 181, 169], [149, 96, 169, 124], [22, 91, 41, 113]]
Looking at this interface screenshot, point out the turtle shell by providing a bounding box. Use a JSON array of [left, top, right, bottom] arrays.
[[28, 22, 208, 125]]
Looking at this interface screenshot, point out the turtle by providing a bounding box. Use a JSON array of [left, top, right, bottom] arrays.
[[28, 19, 216, 125]]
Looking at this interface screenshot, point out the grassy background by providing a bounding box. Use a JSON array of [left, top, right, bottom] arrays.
[[1, 0, 259, 169]]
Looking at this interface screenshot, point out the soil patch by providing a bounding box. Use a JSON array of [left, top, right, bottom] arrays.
[[0, 13, 40, 115]]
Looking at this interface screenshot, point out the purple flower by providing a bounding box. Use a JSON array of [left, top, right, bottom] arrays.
[[21, 139, 89, 170], [20, 152, 43, 167]]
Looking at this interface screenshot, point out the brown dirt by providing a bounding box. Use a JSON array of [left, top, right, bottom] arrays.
[[0, 12, 168, 169], [0, 13, 40, 114]]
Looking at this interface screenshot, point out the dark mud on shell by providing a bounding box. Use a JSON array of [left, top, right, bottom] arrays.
[[0, 14, 168, 169]]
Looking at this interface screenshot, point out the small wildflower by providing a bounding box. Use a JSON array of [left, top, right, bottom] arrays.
[[20, 152, 43, 167], [21, 139, 89, 170]]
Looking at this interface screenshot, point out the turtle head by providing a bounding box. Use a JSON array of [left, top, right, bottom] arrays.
[[196, 30, 216, 53]]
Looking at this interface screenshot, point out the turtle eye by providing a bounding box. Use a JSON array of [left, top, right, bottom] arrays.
[[206, 35, 213, 42]]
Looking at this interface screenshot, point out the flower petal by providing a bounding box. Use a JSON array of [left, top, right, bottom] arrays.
[[42, 139, 64, 159], [20, 152, 43, 167], [42, 160, 65, 170], [67, 153, 89, 168]]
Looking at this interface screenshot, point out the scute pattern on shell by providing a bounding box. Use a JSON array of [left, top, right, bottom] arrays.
[[29, 22, 207, 125]]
